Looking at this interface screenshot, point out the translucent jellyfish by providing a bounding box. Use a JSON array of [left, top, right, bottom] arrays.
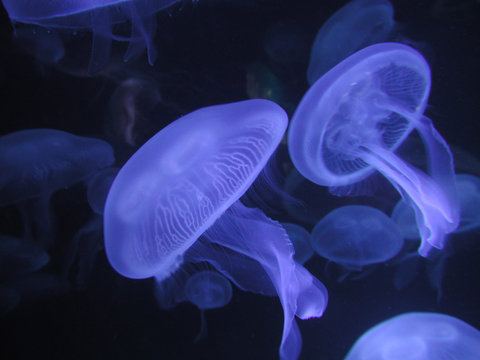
[[344, 312, 480, 359], [0, 235, 50, 277], [104, 99, 328, 360], [281, 223, 314, 264], [13, 25, 65, 64], [307, 0, 395, 85], [0, 0, 179, 72], [0, 129, 114, 246], [289, 42, 459, 257], [185, 270, 232, 342], [391, 199, 421, 240], [311, 205, 404, 268], [86, 167, 119, 215]]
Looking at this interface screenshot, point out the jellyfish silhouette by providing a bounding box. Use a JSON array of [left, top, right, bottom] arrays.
[[104, 99, 328, 360], [307, 0, 395, 84], [281, 223, 314, 265], [344, 312, 480, 359], [289, 42, 459, 257], [0, 129, 114, 247], [311, 205, 404, 275], [86, 167, 119, 215], [1, 0, 179, 72], [185, 270, 232, 343]]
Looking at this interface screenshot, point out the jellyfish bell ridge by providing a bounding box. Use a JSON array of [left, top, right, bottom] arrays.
[[289, 42, 431, 188], [104, 99, 288, 280]]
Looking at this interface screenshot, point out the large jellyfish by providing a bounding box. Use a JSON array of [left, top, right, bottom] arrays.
[[0, 0, 179, 72], [344, 312, 480, 359], [311, 205, 404, 269], [288, 42, 459, 257], [104, 99, 328, 360], [307, 0, 395, 85]]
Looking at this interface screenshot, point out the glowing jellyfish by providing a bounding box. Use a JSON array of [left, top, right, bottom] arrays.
[[311, 205, 404, 268], [307, 0, 394, 85], [281, 223, 314, 264], [289, 42, 459, 257], [345, 312, 480, 360], [0, 129, 114, 246], [185, 270, 232, 342], [1, 0, 179, 72], [104, 99, 328, 360]]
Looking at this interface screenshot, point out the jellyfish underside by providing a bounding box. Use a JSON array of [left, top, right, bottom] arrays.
[[317, 56, 457, 256]]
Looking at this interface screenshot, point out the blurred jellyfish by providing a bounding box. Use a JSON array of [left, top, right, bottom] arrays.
[[289, 42, 459, 257], [391, 199, 421, 240], [1, 0, 180, 72], [104, 99, 328, 360], [13, 25, 65, 64], [281, 223, 313, 265], [0, 129, 114, 247], [0, 235, 50, 277], [311, 205, 404, 269], [185, 270, 232, 342], [307, 0, 395, 84], [345, 312, 480, 359], [86, 167, 119, 215]]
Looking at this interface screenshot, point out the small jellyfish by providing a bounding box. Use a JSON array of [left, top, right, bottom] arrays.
[[391, 199, 421, 240], [289, 42, 459, 257], [344, 312, 480, 359], [185, 270, 232, 343], [1, 0, 179, 72], [454, 174, 480, 233], [104, 99, 328, 360], [311, 205, 404, 269], [281, 223, 314, 264], [0, 235, 50, 277], [0, 129, 114, 246], [86, 167, 119, 215], [307, 0, 395, 84]]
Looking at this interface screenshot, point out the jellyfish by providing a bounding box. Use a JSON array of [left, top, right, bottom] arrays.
[[0, 129, 114, 246], [454, 174, 480, 233], [281, 223, 314, 265], [311, 205, 404, 270], [344, 312, 480, 359], [185, 270, 232, 343], [0, 0, 180, 73], [307, 0, 395, 85], [104, 99, 328, 360], [0, 235, 50, 277], [288, 42, 459, 257]]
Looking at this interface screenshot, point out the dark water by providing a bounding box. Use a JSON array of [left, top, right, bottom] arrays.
[[0, 0, 479, 359]]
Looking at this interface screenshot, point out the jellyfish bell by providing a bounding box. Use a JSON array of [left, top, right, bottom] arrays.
[[1, 0, 180, 73], [289, 42, 459, 257], [281, 223, 313, 264], [345, 312, 480, 360], [104, 99, 328, 360]]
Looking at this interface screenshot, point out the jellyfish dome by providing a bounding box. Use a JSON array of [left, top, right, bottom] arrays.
[[104, 99, 328, 360], [345, 312, 480, 360], [185, 270, 232, 310], [289, 42, 459, 257], [281, 223, 314, 264], [311, 205, 404, 267], [0, 0, 179, 72]]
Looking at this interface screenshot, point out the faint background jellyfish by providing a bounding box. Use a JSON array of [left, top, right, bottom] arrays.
[[288, 42, 459, 257], [281, 223, 313, 265], [344, 312, 480, 360], [0, 0, 180, 73], [104, 99, 328, 360], [307, 0, 395, 85], [12, 25, 65, 65], [311, 205, 404, 276], [184, 270, 232, 343], [86, 167, 119, 216], [0, 129, 114, 247]]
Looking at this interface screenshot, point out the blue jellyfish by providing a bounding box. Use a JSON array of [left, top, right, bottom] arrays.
[[454, 174, 480, 233], [289, 42, 459, 257], [281, 223, 314, 264], [307, 0, 395, 85], [311, 205, 404, 269], [345, 312, 480, 359], [1, 0, 179, 72], [0, 129, 114, 246], [391, 199, 421, 240], [104, 99, 328, 360], [0, 235, 50, 277], [13, 25, 65, 64], [185, 270, 232, 343], [86, 167, 119, 215]]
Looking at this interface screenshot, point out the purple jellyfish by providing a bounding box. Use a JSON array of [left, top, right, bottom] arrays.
[[104, 99, 328, 360], [289, 42, 459, 257], [1, 0, 179, 72], [345, 312, 480, 359]]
